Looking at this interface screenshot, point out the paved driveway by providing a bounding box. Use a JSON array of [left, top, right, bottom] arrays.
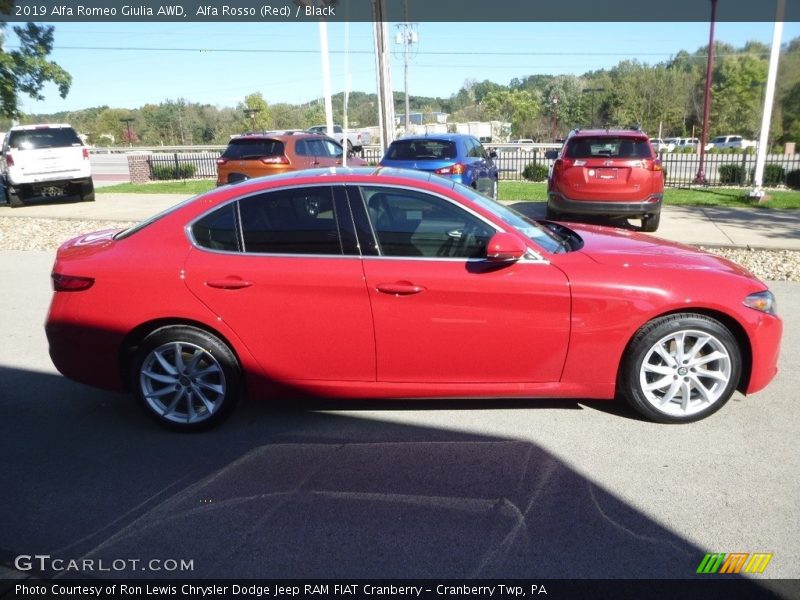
[[0, 250, 797, 586]]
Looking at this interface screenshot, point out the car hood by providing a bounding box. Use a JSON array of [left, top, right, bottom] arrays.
[[565, 223, 755, 278]]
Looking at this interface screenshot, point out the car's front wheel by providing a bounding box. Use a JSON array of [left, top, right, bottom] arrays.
[[131, 326, 241, 431], [621, 313, 741, 423]]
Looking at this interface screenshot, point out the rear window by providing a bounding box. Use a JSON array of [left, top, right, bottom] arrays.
[[8, 127, 82, 150], [565, 137, 652, 159], [222, 139, 284, 160], [385, 140, 457, 161]]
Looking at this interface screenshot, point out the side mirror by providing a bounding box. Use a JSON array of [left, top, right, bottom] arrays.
[[485, 232, 527, 262], [488, 149, 498, 159], [544, 150, 559, 160]]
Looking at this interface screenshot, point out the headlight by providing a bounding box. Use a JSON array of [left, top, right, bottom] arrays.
[[743, 291, 776, 315]]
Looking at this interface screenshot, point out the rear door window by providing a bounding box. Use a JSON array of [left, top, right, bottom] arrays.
[[238, 186, 344, 255]]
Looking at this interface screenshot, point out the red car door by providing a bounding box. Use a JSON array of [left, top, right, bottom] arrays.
[[183, 185, 375, 383], [355, 185, 571, 384]]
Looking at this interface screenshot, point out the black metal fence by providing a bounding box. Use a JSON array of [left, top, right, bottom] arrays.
[[148, 151, 220, 180], [142, 147, 800, 189]]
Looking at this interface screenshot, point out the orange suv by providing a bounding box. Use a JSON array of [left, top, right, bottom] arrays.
[[216, 132, 365, 185], [545, 129, 664, 231]]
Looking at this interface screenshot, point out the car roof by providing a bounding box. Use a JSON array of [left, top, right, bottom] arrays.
[[392, 133, 475, 142], [9, 123, 75, 131], [570, 128, 648, 139], [229, 131, 323, 141]]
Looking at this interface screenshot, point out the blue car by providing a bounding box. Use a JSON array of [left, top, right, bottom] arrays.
[[379, 134, 499, 199]]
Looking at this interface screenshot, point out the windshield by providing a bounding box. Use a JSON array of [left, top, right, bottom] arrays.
[[455, 183, 566, 254]]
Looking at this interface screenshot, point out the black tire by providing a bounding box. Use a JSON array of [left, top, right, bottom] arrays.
[[641, 211, 660, 232], [80, 179, 95, 202], [621, 313, 742, 423], [131, 326, 241, 431], [6, 184, 23, 208]]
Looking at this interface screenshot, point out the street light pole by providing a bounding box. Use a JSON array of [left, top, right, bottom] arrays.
[[120, 118, 134, 146], [243, 108, 261, 133], [694, 0, 718, 185]]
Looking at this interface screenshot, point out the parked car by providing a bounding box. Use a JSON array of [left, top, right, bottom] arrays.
[[307, 125, 371, 153], [678, 137, 700, 150], [649, 138, 675, 153], [216, 132, 365, 185], [706, 135, 757, 151], [379, 133, 499, 199], [45, 167, 781, 430], [545, 128, 664, 231], [1, 123, 94, 208], [663, 138, 680, 152]]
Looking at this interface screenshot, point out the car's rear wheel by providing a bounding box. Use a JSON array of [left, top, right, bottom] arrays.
[[642, 211, 660, 232], [6, 184, 23, 208], [79, 179, 95, 202], [621, 313, 741, 423], [132, 326, 241, 431]]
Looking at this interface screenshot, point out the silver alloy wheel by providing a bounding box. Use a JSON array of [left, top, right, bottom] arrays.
[[139, 341, 227, 425], [639, 329, 732, 418]]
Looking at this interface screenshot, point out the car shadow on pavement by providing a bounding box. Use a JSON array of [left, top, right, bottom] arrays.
[[0, 364, 781, 593]]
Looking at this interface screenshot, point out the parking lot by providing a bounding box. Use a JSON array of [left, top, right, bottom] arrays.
[[0, 247, 798, 584]]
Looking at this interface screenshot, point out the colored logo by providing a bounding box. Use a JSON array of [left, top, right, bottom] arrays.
[[697, 553, 773, 574]]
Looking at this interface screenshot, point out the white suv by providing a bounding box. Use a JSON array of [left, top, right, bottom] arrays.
[[1, 124, 94, 208]]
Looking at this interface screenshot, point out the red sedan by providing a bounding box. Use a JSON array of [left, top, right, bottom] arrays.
[[45, 168, 782, 430]]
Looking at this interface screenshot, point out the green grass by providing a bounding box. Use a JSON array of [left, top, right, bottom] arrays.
[[97, 179, 216, 195], [100, 178, 800, 209], [497, 180, 800, 208]]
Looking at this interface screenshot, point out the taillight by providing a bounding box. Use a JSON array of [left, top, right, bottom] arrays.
[[553, 159, 577, 173], [52, 273, 95, 292], [82, 148, 90, 160], [260, 155, 290, 165], [646, 159, 663, 172], [5, 152, 14, 167], [435, 163, 466, 175]]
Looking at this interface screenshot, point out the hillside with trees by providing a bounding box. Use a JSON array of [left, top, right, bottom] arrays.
[[4, 38, 799, 148]]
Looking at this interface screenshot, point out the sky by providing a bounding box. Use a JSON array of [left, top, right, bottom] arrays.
[[10, 20, 800, 116]]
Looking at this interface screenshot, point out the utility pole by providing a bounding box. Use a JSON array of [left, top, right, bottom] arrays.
[[372, 0, 395, 152], [694, 0, 718, 185], [582, 87, 604, 128], [395, 3, 418, 136]]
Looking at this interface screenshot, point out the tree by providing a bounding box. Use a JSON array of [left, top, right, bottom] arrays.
[[0, 6, 72, 118]]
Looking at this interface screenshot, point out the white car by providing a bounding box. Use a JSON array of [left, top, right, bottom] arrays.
[[1, 124, 94, 208], [649, 138, 675, 153], [706, 135, 757, 151]]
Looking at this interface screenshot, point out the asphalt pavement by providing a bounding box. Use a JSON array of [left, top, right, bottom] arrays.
[[4, 192, 800, 250], [0, 250, 797, 586]]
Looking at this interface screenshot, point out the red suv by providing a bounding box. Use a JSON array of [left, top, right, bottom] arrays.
[[546, 129, 664, 231]]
